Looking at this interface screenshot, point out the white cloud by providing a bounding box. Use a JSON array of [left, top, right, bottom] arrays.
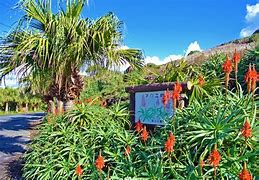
[[143, 41, 202, 65], [240, 3, 259, 37], [240, 27, 254, 38], [245, 3, 259, 21], [144, 54, 183, 65], [184, 41, 202, 56]]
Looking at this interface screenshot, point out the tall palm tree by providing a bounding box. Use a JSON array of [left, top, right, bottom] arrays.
[[0, 0, 144, 111]]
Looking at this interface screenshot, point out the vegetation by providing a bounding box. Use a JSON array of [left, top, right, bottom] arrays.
[[0, 0, 258, 179], [22, 45, 258, 179], [0, 87, 44, 113], [0, 0, 144, 113]]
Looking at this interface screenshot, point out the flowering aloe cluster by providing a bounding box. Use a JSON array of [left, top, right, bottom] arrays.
[[23, 50, 258, 179], [222, 49, 258, 93]]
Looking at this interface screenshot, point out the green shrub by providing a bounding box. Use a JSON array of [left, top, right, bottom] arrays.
[[23, 89, 258, 179]]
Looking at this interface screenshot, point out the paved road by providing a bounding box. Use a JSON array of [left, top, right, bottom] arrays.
[[0, 113, 45, 179]]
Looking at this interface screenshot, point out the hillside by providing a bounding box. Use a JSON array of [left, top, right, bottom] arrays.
[[180, 31, 258, 65]]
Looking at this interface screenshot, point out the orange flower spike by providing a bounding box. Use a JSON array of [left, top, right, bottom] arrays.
[[233, 49, 241, 72], [239, 162, 252, 180], [169, 132, 176, 145], [174, 81, 183, 93], [208, 145, 221, 168], [124, 145, 131, 156], [245, 64, 252, 93], [222, 55, 233, 74], [135, 120, 143, 133], [164, 132, 176, 153], [172, 90, 180, 110], [165, 88, 171, 98], [141, 126, 149, 142], [162, 95, 168, 107], [76, 164, 83, 177], [162, 89, 170, 107], [242, 119, 252, 138], [198, 75, 205, 87], [222, 55, 233, 88], [95, 151, 105, 171]]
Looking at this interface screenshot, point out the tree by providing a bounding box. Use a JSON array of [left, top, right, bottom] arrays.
[[0, 0, 144, 112]]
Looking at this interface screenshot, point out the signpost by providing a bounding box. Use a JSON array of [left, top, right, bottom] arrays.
[[126, 82, 187, 127]]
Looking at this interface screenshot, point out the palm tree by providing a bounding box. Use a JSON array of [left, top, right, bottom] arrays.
[[0, 0, 144, 112]]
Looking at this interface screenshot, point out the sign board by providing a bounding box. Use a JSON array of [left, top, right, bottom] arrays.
[[126, 82, 187, 127], [135, 91, 174, 125]]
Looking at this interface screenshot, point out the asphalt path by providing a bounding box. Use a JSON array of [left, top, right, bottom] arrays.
[[0, 113, 45, 179]]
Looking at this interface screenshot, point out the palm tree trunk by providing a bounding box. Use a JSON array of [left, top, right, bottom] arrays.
[[16, 105, 19, 112], [25, 103, 28, 112], [57, 100, 64, 113], [64, 100, 74, 111], [5, 102, 9, 112], [49, 100, 55, 114]]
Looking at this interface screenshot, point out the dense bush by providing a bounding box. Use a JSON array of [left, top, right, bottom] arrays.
[[23, 48, 258, 179], [23, 89, 258, 179]]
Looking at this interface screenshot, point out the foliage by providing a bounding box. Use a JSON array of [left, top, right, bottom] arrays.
[[22, 33, 259, 179], [0, 87, 44, 112], [23, 87, 258, 179], [0, 0, 144, 101]]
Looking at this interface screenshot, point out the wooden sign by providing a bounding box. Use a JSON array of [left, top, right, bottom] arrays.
[[135, 91, 173, 125], [126, 82, 187, 126]]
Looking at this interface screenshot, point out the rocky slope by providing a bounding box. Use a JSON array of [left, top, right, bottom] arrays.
[[178, 31, 258, 65]]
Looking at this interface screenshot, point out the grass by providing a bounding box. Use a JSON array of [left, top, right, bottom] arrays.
[[0, 111, 44, 116]]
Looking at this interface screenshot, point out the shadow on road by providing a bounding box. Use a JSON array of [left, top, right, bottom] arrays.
[[6, 156, 24, 180], [0, 113, 45, 179], [0, 113, 46, 131], [0, 135, 28, 154]]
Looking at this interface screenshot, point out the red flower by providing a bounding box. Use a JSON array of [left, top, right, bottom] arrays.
[[172, 90, 180, 110], [76, 164, 83, 176], [222, 55, 233, 88], [135, 120, 143, 133], [171, 81, 182, 110], [208, 145, 221, 168], [164, 132, 176, 153], [124, 145, 131, 156], [233, 49, 241, 72], [241, 119, 252, 138], [162, 89, 170, 107], [245, 64, 253, 93], [141, 126, 149, 142], [222, 55, 233, 74], [239, 162, 252, 180], [95, 151, 105, 171], [198, 75, 205, 87], [172, 90, 180, 101], [174, 81, 183, 93]]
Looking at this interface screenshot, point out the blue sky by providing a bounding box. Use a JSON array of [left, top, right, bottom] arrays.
[[0, 0, 259, 86]]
